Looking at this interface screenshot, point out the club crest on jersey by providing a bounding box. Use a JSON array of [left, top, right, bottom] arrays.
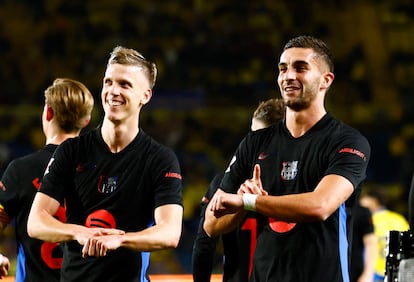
[[281, 161, 298, 181], [97, 175, 118, 194]]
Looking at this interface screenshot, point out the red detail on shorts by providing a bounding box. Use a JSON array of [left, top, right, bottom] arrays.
[[268, 218, 296, 233], [165, 172, 182, 180], [85, 209, 116, 228]]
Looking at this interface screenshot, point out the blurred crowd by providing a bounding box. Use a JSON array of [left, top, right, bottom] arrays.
[[1, 0, 414, 275]]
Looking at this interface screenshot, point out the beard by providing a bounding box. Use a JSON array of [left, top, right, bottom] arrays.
[[285, 96, 311, 111], [284, 83, 319, 112]]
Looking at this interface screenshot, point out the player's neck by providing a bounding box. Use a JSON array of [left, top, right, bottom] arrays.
[[285, 107, 326, 138], [46, 132, 79, 145], [101, 120, 139, 153]]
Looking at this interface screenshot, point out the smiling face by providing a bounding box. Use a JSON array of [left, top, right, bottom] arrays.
[[277, 47, 333, 112], [101, 63, 152, 125]]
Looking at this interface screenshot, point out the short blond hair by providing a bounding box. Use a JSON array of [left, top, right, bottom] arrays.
[[44, 78, 94, 133], [108, 46, 157, 89]]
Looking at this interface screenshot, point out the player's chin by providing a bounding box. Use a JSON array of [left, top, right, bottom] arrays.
[[105, 109, 124, 122]]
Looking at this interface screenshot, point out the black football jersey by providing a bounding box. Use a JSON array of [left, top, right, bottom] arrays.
[[40, 128, 183, 282], [193, 173, 266, 282], [0, 144, 63, 282], [220, 113, 371, 282]]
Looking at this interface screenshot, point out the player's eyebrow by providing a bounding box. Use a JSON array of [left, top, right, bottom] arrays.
[[278, 60, 309, 69]]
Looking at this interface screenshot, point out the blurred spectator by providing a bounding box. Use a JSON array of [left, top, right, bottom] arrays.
[[350, 202, 377, 282], [360, 185, 409, 282]]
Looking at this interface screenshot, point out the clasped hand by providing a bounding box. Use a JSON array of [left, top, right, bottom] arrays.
[[0, 255, 10, 279], [210, 164, 267, 217], [76, 227, 125, 258]]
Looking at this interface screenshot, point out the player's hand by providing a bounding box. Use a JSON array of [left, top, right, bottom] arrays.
[[75, 226, 125, 247], [81, 233, 124, 258], [209, 189, 243, 217], [0, 254, 10, 279], [238, 164, 268, 196]]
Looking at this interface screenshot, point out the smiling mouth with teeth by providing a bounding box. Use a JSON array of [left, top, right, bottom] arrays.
[[285, 87, 299, 93], [107, 99, 123, 106]]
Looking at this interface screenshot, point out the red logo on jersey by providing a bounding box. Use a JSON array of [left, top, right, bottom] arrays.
[[165, 172, 182, 180], [338, 147, 366, 161], [40, 243, 63, 269], [85, 209, 116, 228], [268, 217, 296, 233], [41, 205, 66, 269]]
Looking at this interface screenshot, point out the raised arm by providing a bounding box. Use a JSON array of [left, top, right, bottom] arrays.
[[204, 165, 265, 237], [203, 189, 248, 237], [205, 164, 354, 237], [254, 174, 354, 222]]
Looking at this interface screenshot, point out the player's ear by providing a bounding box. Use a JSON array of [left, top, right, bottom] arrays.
[[83, 116, 91, 128], [321, 72, 334, 91], [140, 89, 152, 106], [46, 106, 54, 121]]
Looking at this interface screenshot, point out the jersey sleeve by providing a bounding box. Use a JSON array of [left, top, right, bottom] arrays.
[[325, 128, 371, 190], [39, 140, 75, 205], [150, 146, 183, 208], [0, 160, 21, 220]]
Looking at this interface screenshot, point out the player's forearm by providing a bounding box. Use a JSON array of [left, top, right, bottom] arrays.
[[121, 204, 183, 251], [27, 210, 79, 243], [120, 222, 182, 251], [203, 206, 246, 237], [28, 192, 81, 243], [256, 175, 354, 222], [254, 193, 328, 222], [122, 228, 178, 251]]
